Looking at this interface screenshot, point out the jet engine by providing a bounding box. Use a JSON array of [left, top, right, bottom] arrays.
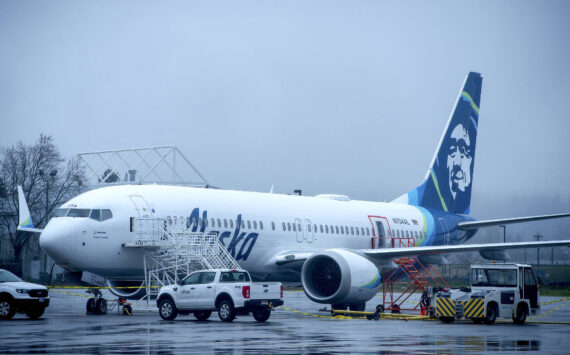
[[107, 280, 147, 299], [301, 249, 381, 309]]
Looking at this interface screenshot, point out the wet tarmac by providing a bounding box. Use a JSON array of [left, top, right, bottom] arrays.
[[1, 289, 569, 354]]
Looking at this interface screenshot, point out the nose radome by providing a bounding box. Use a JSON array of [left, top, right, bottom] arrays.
[[40, 220, 70, 265]]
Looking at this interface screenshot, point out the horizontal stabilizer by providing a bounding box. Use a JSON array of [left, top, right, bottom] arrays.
[[458, 212, 570, 230]]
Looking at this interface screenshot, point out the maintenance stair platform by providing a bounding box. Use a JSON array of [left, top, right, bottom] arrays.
[[124, 217, 240, 301]]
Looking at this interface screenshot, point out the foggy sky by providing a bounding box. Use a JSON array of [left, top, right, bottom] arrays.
[[1, 1, 569, 240]]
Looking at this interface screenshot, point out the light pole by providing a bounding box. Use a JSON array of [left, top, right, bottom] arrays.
[[499, 225, 506, 263], [39, 169, 57, 226], [534, 233, 543, 266]]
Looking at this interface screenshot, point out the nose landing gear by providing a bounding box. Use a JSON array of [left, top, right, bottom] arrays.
[[86, 288, 133, 315]]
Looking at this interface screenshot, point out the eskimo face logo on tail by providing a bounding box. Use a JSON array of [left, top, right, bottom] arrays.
[[187, 208, 258, 261], [447, 123, 473, 199]]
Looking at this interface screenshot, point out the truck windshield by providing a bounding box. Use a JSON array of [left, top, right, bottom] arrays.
[[219, 271, 250, 282], [0, 269, 23, 282], [472, 268, 517, 287]]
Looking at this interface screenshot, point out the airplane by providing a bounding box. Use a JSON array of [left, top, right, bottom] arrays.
[[18, 72, 570, 310]]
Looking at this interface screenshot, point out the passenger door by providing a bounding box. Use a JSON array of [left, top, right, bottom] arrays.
[[177, 272, 201, 309], [523, 267, 539, 309], [194, 271, 217, 309]]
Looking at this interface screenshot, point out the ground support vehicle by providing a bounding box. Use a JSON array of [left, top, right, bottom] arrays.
[[433, 263, 540, 325], [157, 269, 284, 322], [0, 269, 50, 320]]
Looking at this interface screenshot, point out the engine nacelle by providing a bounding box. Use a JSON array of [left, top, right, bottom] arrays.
[[301, 249, 381, 305], [107, 280, 147, 299]]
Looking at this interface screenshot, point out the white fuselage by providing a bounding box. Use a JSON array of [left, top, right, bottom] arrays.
[[40, 184, 439, 281]]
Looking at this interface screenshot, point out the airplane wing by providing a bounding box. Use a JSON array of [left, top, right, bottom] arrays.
[[16, 185, 43, 234], [358, 240, 570, 263], [458, 212, 570, 230], [274, 240, 570, 267]]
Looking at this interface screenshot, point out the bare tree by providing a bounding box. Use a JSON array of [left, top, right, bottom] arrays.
[[0, 135, 86, 271]]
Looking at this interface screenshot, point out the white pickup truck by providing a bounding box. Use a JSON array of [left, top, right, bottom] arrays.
[[0, 269, 50, 319], [157, 269, 284, 322]]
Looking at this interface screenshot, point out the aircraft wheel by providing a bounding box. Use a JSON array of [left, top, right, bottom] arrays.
[[86, 298, 95, 314], [95, 298, 107, 314]]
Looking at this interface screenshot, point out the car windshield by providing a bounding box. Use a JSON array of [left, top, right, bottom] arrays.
[[0, 269, 23, 282], [472, 268, 517, 287]]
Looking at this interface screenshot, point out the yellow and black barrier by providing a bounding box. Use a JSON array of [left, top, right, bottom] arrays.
[[464, 298, 485, 318], [435, 297, 455, 318]]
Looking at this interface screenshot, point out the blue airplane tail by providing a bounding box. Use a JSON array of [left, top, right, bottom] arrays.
[[396, 72, 482, 215]]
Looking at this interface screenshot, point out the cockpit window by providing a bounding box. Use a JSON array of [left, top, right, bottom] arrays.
[[55, 208, 69, 217], [67, 209, 91, 218], [101, 209, 113, 221], [90, 209, 101, 221]]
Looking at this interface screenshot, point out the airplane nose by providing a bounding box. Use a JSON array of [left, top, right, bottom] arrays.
[[40, 220, 75, 265]]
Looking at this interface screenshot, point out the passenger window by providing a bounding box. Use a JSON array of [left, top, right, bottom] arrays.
[[356, 227, 359, 235], [308, 224, 311, 232], [298, 223, 302, 231], [287, 223, 291, 231], [334, 226, 339, 234], [217, 219, 221, 228], [230, 220, 234, 228], [271, 221, 275, 231], [282, 222, 286, 231], [247, 220, 251, 229], [325, 225, 329, 233], [211, 218, 215, 228], [224, 219, 228, 228], [182, 272, 201, 285], [366, 228, 370, 236], [350, 227, 354, 235], [292, 223, 296, 232], [253, 221, 257, 229], [260, 221, 263, 230], [90, 209, 101, 221], [320, 225, 324, 233], [340, 226, 344, 234], [200, 272, 216, 284]]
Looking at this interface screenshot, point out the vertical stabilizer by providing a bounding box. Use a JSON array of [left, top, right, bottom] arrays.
[[394, 72, 482, 214], [17, 185, 35, 229]]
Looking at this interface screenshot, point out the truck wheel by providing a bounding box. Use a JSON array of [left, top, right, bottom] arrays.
[[0, 296, 16, 320], [217, 300, 236, 322], [252, 309, 271, 322], [194, 311, 212, 321], [512, 304, 527, 324], [26, 306, 45, 319], [484, 303, 498, 325], [95, 298, 108, 314], [159, 299, 178, 321]]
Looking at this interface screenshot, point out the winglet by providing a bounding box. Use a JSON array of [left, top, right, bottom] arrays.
[[17, 186, 42, 233]]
